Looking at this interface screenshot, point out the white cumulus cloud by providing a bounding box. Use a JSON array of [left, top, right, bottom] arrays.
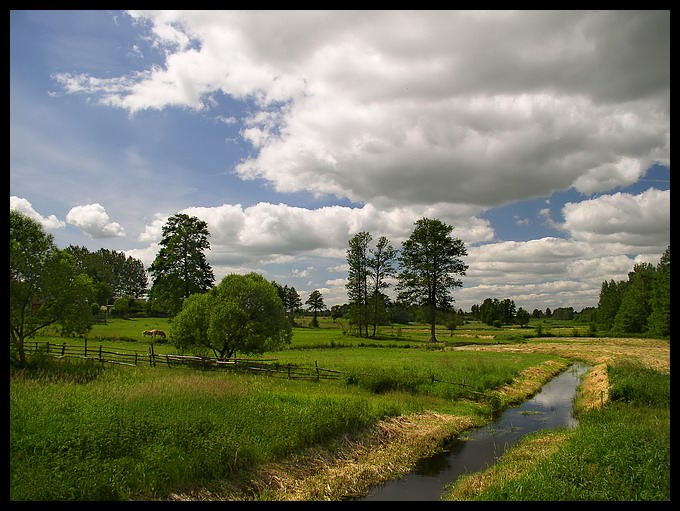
[[65, 203, 126, 238]]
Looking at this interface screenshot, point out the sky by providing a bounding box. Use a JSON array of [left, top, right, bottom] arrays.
[[10, 10, 670, 313]]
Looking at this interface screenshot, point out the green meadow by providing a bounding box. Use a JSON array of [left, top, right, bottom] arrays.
[[10, 318, 669, 500]]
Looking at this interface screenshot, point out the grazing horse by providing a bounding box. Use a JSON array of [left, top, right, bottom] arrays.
[[143, 330, 155, 339], [152, 329, 167, 340]]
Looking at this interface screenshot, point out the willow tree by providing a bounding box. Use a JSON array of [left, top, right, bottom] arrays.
[[396, 218, 468, 342]]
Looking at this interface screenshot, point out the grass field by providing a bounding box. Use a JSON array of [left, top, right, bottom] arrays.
[[10, 317, 670, 501]]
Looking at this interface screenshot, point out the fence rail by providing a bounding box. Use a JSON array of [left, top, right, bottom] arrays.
[[23, 341, 342, 381]]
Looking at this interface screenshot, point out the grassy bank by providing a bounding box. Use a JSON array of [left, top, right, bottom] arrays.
[[443, 361, 671, 501]]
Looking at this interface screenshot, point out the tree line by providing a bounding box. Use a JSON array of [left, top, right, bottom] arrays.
[[594, 246, 670, 337], [10, 207, 669, 368]]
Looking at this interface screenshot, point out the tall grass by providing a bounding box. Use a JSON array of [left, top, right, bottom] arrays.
[[269, 346, 557, 402], [9, 342, 560, 500], [10, 363, 399, 500]]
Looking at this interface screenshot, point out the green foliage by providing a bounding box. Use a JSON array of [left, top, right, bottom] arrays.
[[612, 263, 655, 333], [66, 245, 148, 303], [515, 307, 530, 327], [10, 211, 96, 367], [171, 273, 292, 358], [305, 290, 326, 328], [346, 232, 398, 339], [148, 213, 215, 315], [396, 218, 468, 342], [646, 246, 670, 337], [595, 247, 670, 337]]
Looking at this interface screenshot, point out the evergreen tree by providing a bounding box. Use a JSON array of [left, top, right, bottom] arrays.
[[647, 246, 670, 337], [596, 280, 625, 332], [148, 213, 215, 315], [612, 263, 656, 333], [305, 290, 326, 328]]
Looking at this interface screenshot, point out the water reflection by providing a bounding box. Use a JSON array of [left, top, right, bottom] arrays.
[[357, 363, 589, 501]]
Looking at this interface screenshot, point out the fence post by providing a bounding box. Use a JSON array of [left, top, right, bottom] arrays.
[[84, 339, 88, 358], [99, 345, 103, 361], [134, 353, 138, 366], [288, 363, 292, 379], [61, 343, 66, 357], [316, 360, 320, 382], [46, 342, 50, 355]]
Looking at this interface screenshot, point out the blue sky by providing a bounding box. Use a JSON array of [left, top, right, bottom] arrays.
[[10, 10, 670, 312]]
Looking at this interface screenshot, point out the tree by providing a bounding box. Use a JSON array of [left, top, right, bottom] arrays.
[[305, 290, 326, 328], [499, 298, 516, 324], [596, 280, 625, 332], [66, 245, 116, 306], [368, 236, 397, 337], [515, 307, 531, 327], [647, 246, 670, 337], [613, 262, 656, 333], [99, 249, 147, 299], [284, 285, 303, 325], [66, 246, 148, 303], [10, 211, 95, 367], [346, 232, 372, 337], [148, 213, 215, 315], [170, 273, 292, 359], [479, 298, 499, 326], [396, 218, 468, 342]]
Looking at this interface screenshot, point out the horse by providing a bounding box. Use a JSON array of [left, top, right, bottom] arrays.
[[152, 329, 167, 340], [143, 330, 155, 338]]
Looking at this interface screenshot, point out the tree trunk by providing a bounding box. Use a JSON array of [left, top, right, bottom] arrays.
[[429, 304, 437, 342]]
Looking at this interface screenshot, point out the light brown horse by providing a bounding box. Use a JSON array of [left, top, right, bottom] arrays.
[[143, 329, 166, 341]]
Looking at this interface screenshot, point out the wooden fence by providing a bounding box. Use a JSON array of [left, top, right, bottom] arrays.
[[23, 341, 342, 381]]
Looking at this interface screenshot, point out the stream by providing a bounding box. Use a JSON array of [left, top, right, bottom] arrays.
[[355, 363, 590, 501]]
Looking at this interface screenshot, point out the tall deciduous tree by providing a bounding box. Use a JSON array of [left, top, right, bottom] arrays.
[[346, 231, 372, 337], [396, 218, 468, 342], [148, 213, 215, 315], [66, 246, 148, 303], [10, 211, 95, 367], [368, 236, 397, 337], [171, 273, 292, 359]]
